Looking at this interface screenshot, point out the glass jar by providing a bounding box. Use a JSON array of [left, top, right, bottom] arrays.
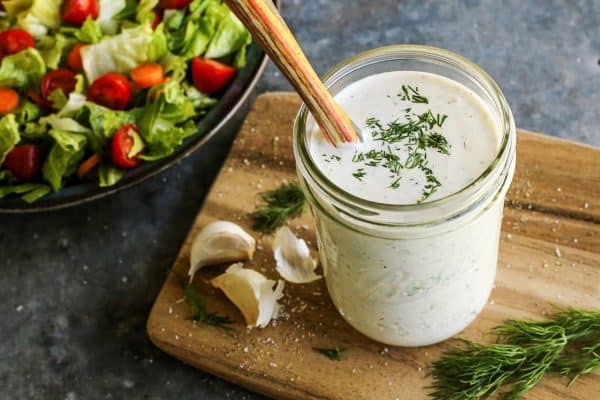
[[293, 45, 516, 347]]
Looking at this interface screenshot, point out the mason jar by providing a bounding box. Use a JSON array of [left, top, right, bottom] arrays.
[[293, 45, 516, 347]]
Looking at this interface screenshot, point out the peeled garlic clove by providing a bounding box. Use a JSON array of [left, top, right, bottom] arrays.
[[211, 263, 284, 328], [273, 226, 321, 284], [189, 221, 256, 279]]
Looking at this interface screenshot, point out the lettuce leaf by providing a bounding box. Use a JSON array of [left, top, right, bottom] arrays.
[[3, 0, 33, 17], [13, 100, 41, 124], [98, 163, 124, 187], [137, 0, 159, 24], [98, 0, 126, 35], [60, 17, 103, 44], [37, 33, 75, 69], [138, 80, 202, 160], [42, 129, 88, 191], [81, 24, 168, 82], [0, 183, 51, 202], [0, 114, 20, 165], [15, 0, 61, 37], [205, 11, 251, 61], [0, 48, 46, 89]]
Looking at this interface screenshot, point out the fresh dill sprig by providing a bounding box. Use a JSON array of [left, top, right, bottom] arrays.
[[314, 347, 347, 361], [183, 280, 233, 331], [352, 168, 366, 181], [250, 182, 306, 233], [428, 308, 600, 400]]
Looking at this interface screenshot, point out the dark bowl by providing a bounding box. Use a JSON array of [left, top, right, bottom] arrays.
[[0, 42, 269, 213]]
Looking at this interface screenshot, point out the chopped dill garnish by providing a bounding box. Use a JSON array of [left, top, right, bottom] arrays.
[[250, 183, 306, 233], [428, 308, 600, 400], [398, 84, 429, 104], [349, 84, 451, 200], [314, 347, 347, 361], [182, 280, 233, 331], [352, 168, 366, 181]]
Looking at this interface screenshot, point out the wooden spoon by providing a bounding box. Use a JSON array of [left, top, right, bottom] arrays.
[[224, 0, 361, 145]]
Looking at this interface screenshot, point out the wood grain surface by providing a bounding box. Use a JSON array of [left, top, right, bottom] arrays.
[[147, 92, 600, 400]]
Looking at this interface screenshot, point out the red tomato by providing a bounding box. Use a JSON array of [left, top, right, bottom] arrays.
[[151, 10, 162, 29], [159, 0, 192, 9], [111, 124, 143, 169], [61, 0, 99, 26], [67, 43, 85, 72], [191, 58, 236, 95], [41, 68, 77, 102], [0, 29, 35, 58], [87, 72, 132, 110], [3, 144, 46, 182]]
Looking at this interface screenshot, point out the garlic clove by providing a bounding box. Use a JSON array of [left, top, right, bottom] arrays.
[[211, 263, 284, 328], [273, 226, 321, 284], [189, 221, 256, 280]]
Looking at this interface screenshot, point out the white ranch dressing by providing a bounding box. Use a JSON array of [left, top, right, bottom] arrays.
[[307, 71, 506, 346], [310, 71, 500, 204]]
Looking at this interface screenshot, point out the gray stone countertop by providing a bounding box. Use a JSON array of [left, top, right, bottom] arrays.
[[1, 1, 598, 399]]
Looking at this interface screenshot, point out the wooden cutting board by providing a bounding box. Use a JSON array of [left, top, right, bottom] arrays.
[[147, 92, 600, 400]]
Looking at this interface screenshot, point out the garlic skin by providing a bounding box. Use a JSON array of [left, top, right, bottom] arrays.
[[189, 221, 256, 280], [273, 226, 321, 284], [211, 263, 284, 328]]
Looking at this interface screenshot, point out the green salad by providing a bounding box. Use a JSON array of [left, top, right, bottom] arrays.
[[0, 0, 251, 203]]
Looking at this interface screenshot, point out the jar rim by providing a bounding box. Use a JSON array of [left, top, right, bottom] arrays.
[[293, 45, 516, 222]]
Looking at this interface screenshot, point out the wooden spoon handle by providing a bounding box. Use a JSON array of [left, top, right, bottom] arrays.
[[224, 0, 360, 145]]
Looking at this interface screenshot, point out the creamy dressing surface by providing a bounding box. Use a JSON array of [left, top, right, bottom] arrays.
[[305, 71, 510, 346], [310, 71, 500, 204]]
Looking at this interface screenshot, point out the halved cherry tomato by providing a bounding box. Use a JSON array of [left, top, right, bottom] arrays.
[[0, 88, 20, 114], [159, 0, 192, 9], [67, 43, 85, 72], [151, 10, 162, 29], [0, 29, 35, 58], [111, 124, 144, 169], [191, 58, 236, 95], [87, 72, 132, 110], [77, 153, 102, 178], [130, 63, 164, 89], [3, 144, 46, 182], [61, 0, 99, 26], [41, 68, 77, 102]]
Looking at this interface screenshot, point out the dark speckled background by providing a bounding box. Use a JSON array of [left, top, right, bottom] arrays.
[[1, 1, 598, 399]]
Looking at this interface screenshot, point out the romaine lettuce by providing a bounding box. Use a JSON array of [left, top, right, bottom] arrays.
[[0, 48, 46, 89], [136, 0, 159, 24], [98, 164, 124, 187], [81, 24, 168, 82], [42, 129, 88, 191], [60, 17, 103, 44], [0, 183, 51, 203], [37, 33, 75, 69], [15, 0, 61, 37], [205, 10, 251, 61], [0, 114, 20, 165], [98, 0, 126, 35]]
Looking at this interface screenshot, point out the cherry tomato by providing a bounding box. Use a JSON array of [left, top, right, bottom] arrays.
[[67, 43, 85, 72], [159, 0, 192, 9], [61, 0, 99, 26], [111, 124, 144, 169], [151, 10, 162, 29], [191, 58, 236, 95], [3, 144, 46, 182], [87, 72, 132, 110], [130, 63, 164, 89], [0, 88, 20, 114], [0, 29, 35, 58], [41, 68, 77, 102]]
